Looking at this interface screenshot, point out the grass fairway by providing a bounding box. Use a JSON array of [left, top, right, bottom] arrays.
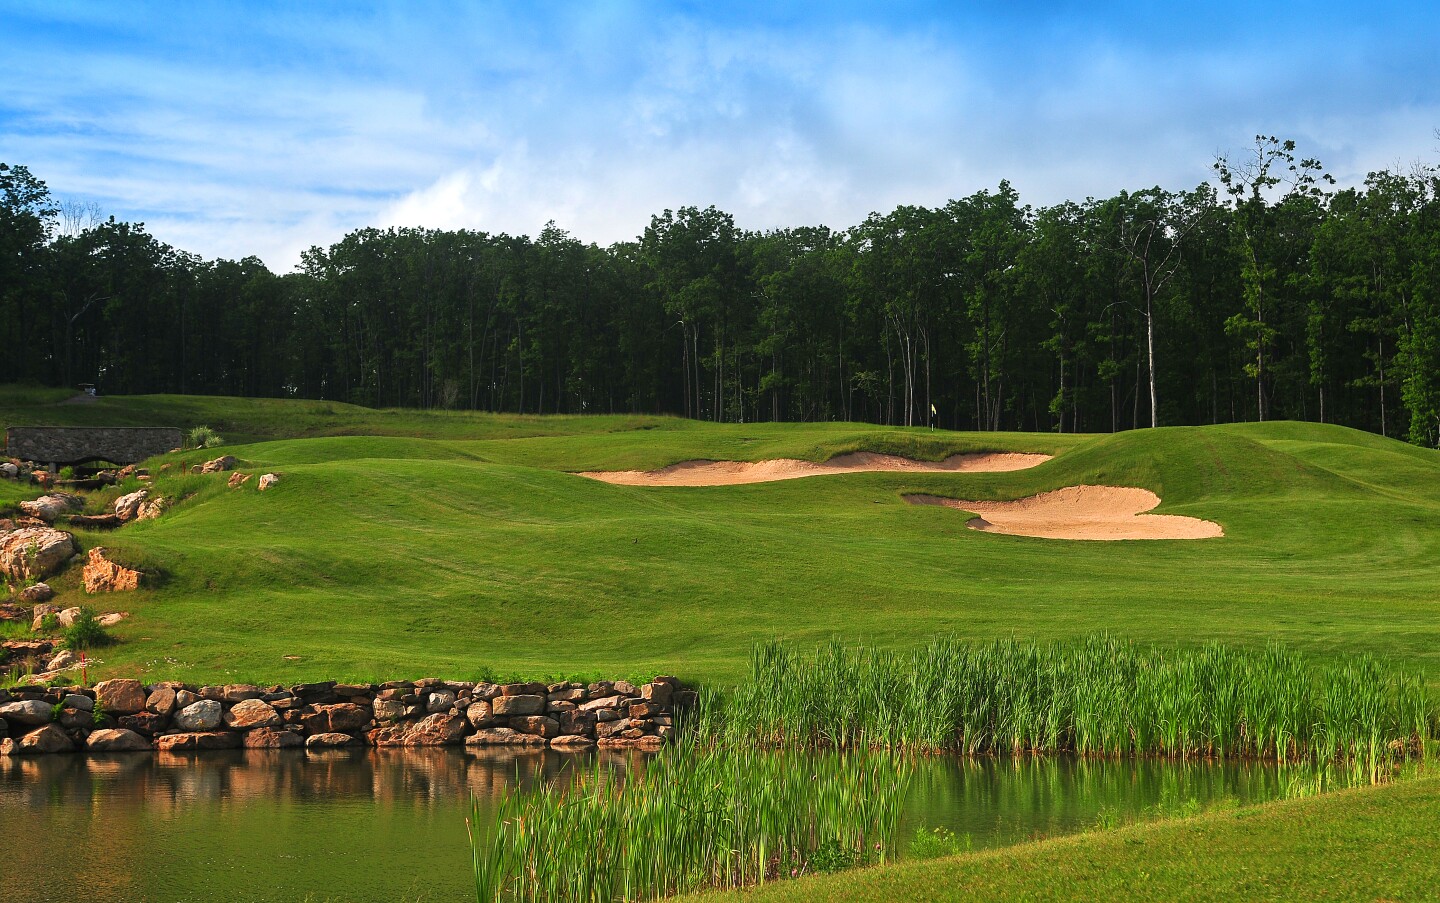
[[3, 389, 1439, 685], [684, 771, 1440, 902]]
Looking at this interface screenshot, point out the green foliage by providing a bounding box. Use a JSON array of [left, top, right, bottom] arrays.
[[3, 135, 1440, 443], [61, 607, 114, 651], [714, 637, 1434, 776], [469, 745, 911, 902], [187, 425, 223, 449], [907, 826, 971, 861], [91, 699, 106, 727]]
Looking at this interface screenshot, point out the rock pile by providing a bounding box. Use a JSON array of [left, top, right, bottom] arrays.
[[82, 547, 143, 593], [0, 676, 694, 756]]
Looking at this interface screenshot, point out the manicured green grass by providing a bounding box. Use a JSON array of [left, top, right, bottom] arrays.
[[3, 387, 1439, 688], [690, 771, 1440, 902]]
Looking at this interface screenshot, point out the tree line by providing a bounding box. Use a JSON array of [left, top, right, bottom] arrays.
[[3, 135, 1439, 446]]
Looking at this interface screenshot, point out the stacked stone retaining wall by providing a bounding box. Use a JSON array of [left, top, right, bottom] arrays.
[[0, 676, 695, 756]]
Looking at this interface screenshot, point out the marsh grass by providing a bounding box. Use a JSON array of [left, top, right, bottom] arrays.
[[468, 744, 911, 903], [716, 637, 1434, 778]]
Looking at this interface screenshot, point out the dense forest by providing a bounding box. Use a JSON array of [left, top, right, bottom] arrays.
[[3, 136, 1439, 446]]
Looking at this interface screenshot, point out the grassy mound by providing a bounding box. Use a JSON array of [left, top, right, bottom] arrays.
[[3, 388, 1438, 685]]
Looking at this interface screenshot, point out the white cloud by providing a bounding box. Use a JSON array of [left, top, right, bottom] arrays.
[[2, 5, 1437, 268]]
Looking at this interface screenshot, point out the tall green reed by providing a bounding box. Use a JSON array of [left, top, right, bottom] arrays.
[[717, 636, 1435, 775], [469, 742, 912, 903]]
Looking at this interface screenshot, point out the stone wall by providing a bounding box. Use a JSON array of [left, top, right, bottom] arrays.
[[5, 428, 183, 466], [0, 676, 694, 756]]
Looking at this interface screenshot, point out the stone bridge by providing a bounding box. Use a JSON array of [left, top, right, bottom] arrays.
[[4, 427, 183, 466]]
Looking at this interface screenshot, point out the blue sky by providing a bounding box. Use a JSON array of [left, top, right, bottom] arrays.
[[2, 1, 1437, 267]]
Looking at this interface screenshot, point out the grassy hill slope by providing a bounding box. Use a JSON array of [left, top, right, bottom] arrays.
[[3, 389, 1438, 685]]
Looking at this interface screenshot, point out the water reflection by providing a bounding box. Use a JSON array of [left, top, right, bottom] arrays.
[[0, 749, 1334, 903]]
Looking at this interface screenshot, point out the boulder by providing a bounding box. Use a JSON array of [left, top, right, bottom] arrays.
[[0, 699, 55, 726], [227, 472, 251, 489], [220, 684, 265, 703], [257, 473, 279, 491], [61, 693, 94, 712], [640, 682, 673, 706], [369, 712, 466, 747], [470, 682, 502, 700], [18, 493, 85, 523], [305, 732, 358, 749], [86, 728, 151, 752], [29, 603, 58, 632], [174, 699, 223, 731], [155, 731, 241, 751], [135, 497, 169, 521], [175, 689, 199, 709], [82, 547, 142, 593], [510, 716, 559, 739], [464, 728, 547, 748], [372, 697, 405, 722], [598, 736, 665, 751], [0, 527, 79, 581], [145, 686, 177, 716], [224, 699, 281, 730], [465, 700, 495, 728], [244, 728, 304, 749], [17, 583, 53, 604], [500, 682, 548, 697], [199, 455, 238, 474], [58, 707, 96, 731], [113, 489, 149, 521], [492, 694, 545, 717], [97, 612, 128, 628], [549, 735, 596, 751], [15, 724, 74, 754], [94, 679, 147, 716], [301, 703, 371, 735], [46, 650, 80, 672], [558, 710, 597, 736], [0, 462, 16, 479], [547, 687, 587, 703], [579, 695, 624, 712], [425, 689, 457, 713], [56, 607, 83, 628], [118, 713, 168, 736]]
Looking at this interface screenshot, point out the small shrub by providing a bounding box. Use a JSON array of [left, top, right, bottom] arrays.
[[807, 839, 859, 873], [1094, 806, 1121, 831], [92, 700, 107, 727], [908, 825, 971, 860], [187, 425, 223, 449], [61, 607, 114, 651], [40, 612, 60, 633], [58, 466, 75, 481]]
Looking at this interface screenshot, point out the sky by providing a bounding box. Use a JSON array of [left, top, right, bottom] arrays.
[[2, 1, 1438, 269]]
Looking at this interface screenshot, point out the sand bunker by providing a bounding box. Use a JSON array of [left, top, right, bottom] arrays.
[[579, 451, 1051, 487], [904, 485, 1223, 540]]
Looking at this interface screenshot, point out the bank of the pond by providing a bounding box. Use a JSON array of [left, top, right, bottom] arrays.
[[0, 675, 693, 756], [700, 770, 1440, 903], [0, 746, 1344, 903]]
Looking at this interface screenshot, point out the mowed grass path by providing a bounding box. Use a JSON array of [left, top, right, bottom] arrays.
[[685, 772, 1440, 902], [3, 390, 1438, 685]]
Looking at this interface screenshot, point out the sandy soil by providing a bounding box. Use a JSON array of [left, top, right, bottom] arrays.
[[904, 485, 1224, 540], [578, 451, 1052, 487]]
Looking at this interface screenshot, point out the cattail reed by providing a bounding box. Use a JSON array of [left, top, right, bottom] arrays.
[[717, 636, 1434, 772]]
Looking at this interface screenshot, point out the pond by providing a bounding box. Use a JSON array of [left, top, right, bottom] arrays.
[[1, 748, 1334, 903]]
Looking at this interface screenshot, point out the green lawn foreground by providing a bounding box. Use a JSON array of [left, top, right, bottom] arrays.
[[688, 772, 1440, 903]]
